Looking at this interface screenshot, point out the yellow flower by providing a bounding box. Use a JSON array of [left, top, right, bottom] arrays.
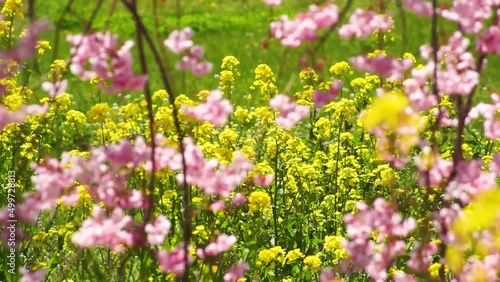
[[360, 90, 409, 131], [367, 49, 386, 58], [258, 249, 276, 264], [329, 61, 352, 76], [303, 254, 322, 272], [3, 93, 24, 110], [429, 263, 441, 278], [220, 70, 235, 87], [153, 89, 169, 101], [2, 0, 23, 18], [221, 56, 240, 71], [285, 249, 304, 264], [36, 40, 51, 55], [88, 103, 115, 122], [248, 191, 271, 212], [233, 107, 249, 122], [324, 236, 342, 252], [252, 64, 278, 100], [403, 52, 417, 64], [65, 110, 86, 125], [299, 67, 318, 83]]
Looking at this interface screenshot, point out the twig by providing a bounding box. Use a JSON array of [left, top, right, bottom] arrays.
[[119, 1, 191, 280]]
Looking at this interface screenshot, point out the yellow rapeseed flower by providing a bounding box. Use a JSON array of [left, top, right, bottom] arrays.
[[248, 191, 271, 212]]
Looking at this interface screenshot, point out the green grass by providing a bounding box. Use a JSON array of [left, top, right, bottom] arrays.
[[29, 0, 500, 109]]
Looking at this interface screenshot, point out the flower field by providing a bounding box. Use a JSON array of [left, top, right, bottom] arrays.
[[0, 0, 500, 281]]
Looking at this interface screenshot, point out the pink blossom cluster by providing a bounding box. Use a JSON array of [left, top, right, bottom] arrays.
[[71, 207, 136, 252], [403, 0, 433, 17], [67, 32, 147, 93], [453, 254, 500, 282], [253, 174, 274, 186], [468, 93, 500, 139], [269, 94, 310, 129], [0, 20, 49, 67], [444, 159, 497, 204], [0, 104, 48, 130], [270, 4, 339, 47], [414, 146, 453, 187], [0, 20, 48, 94], [411, 31, 479, 98], [182, 89, 233, 126], [157, 245, 193, 276], [20, 267, 46, 282], [312, 80, 341, 108], [176, 138, 253, 197], [197, 234, 237, 259], [41, 79, 68, 98], [433, 203, 462, 245], [339, 9, 393, 39], [224, 263, 250, 282], [164, 27, 213, 76], [145, 215, 172, 245], [0, 136, 179, 250], [440, 0, 495, 34], [435, 32, 479, 96], [407, 242, 437, 272], [477, 16, 500, 54], [342, 198, 416, 281], [262, 0, 281, 6], [402, 60, 437, 111], [350, 55, 413, 81]]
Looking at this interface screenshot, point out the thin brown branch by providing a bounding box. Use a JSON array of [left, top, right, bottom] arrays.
[[119, 1, 191, 281], [131, 0, 156, 233]]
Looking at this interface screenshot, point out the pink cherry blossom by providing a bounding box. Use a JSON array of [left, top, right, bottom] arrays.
[[0, 20, 50, 62], [441, 0, 493, 34], [490, 154, 500, 175], [393, 272, 418, 282], [20, 267, 46, 282], [164, 27, 193, 54], [262, 0, 281, 6], [231, 193, 246, 206], [320, 268, 339, 282], [339, 9, 393, 39], [468, 93, 500, 139], [312, 80, 341, 108], [67, 32, 147, 93], [414, 146, 453, 187], [269, 94, 310, 129], [71, 206, 135, 252], [477, 25, 500, 54], [41, 79, 68, 98], [0, 104, 48, 130], [343, 198, 416, 281], [197, 234, 237, 259], [403, 0, 433, 17], [444, 159, 497, 204], [182, 89, 232, 126], [350, 55, 413, 81], [253, 174, 274, 186], [0, 21, 49, 94], [157, 246, 193, 276], [224, 262, 250, 282], [403, 63, 438, 111], [407, 243, 437, 272], [270, 4, 338, 47], [415, 32, 479, 97], [210, 200, 227, 211], [145, 215, 171, 245], [176, 138, 253, 197], [165, 28, 213, 76], [453, 254, 500, 282]]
